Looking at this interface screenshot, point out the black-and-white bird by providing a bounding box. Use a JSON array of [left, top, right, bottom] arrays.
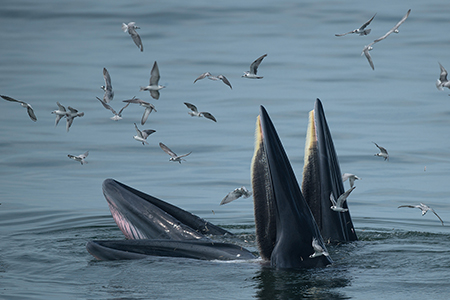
[[436, 62, 450, 90], [122, 22, 143, 52], [342, 173, 361, 188], [65, 106, 84, 132], [330, 187, 356, 212], [220, 187, 252, 205], [68, 151, 89, 165], [373, 9, 411, 43], [123, 97, 157, 125], [1, 95, 37, 122], [51, 102, 67, 126], [101, 68, 114, 103], [309, 238, 330, 259], [373, 142, 389, 161], [96, 97, 129, 121], [335, 13, 376, 37], [242, 54, 267, 79], [140, 61, 165, 99], [159, 142, 192, 163], [133, 123, 155, 145], [183, 102, 217, 122], [194, 72, 232, 89], [398, 203, 444, 226]]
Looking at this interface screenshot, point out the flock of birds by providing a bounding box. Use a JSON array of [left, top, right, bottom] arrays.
[[1, 11, 446, 226]]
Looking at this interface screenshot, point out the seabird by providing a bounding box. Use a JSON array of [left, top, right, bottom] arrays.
[[101, 68, 114, 103], [140, 61, 165, 100], [123, 97, 157, 125], [309, 238, 330, 258], [159, 142, 192, 163], [373, 9, 411, 43], [373, 142, 389, 161], [335, 13, 376, 37], [51, 102, 67, 126], [1, 95, 37, 122], [133, 123, 155, 145], [96, 97, 129, 121], [342, 173, 361, 188], [436, 62, 450, 90], [193, 72, 232, 89], [183, 102, 217, 122], [65, 106, 84, 132], [242, 54, 267, 79], [361, 42, 375, 70], [122, 22, 143, 52], [398, 203, 444, 226], [330, 186, 356, 212], [68, 151, 89, 165], [220, 186, 252, 205]]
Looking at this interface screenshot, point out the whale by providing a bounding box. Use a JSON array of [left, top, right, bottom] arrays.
[[87, 99, 356, 268]]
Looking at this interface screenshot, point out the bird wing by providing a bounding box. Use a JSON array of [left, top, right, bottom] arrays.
[[184, 102, 198, 112], [430, 209, 444, 225], [1, 95, 21, 103], [130, 31, 143, 51], [249, 54, 267, 75], [149, 61, 160, 86], [335, 31, 353, 37], [66, 116, 74, 132], [398, 205, 417, 209], [96, 97, 116, 114], [56, 102, 66, 112], [363, 48, 375, 70], [141, 107, 152, 125], [373, 142, 388, 154], [200, 112, 217, 122], [337, 186, 356, 207], [220, 190, 241, 205], [68, 106, 79, 114], [134, 123, 143, 138], [218, 75, 232, 89], [177, 151, 192, 159], [118, 102, 130, 115], [359, 13, 377, 30], [150, 90, 160, 100], [26, 104, 37, 122], [194, 72, 210, 83], [438, 63, 448, 82], [374, 9, 411, 43], [103, 68, 112, 90], [80, 151, 89, 159], [329, 192, 337, 206], [141, 129, 156, 140], [159, 142, 177, 158]]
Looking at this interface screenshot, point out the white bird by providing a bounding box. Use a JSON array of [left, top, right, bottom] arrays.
[[194, 72, 232, 89], [68, 151, 89, 165], [100, 68, 114, 103], [184, 102, 217, 122], [65, 106, 84, 132], [330, 187, 356, 212], [335, 13, 377, 37], [96, 97, 129, 121], [133, 123, 155, 145], [1, 95, 37, 122], [51, 102, 67, 126], [342, 173, 361, 188], [373, 142, 389, 161], [220, 187, 252, 205], [361, 42, 375, 70], [398, 203, 444, 226], [122, 22, 143, 52], [309, 238, 330, 259], [373, 9, 411, 43], [140, 61, 165, 99], [436, 62, 450, 91], [159, 142, 192, 164], [122, 97, 157, 125], [242, 54, 267, 79]]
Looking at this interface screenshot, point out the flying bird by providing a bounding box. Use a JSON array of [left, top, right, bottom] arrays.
[[361, 42, 376, 70], [193, 72, 232, 89], [133, 123, 155, 145], [373, 9, 411, 43], [140, 61, 165, 99], [436, 62, 450, 90], [101, 68, 114, 103], [68, 151, 89, 165], [309, 237, 330, 259], [51, 102, 67, 126], [122, 97, 157, 125], [96, 97, 129, 121], [330, 187, 356, 212], [122, 22, 143, 52], [220, 187, 252, 205], [335, 13, 377, 37], [373, 142, 389, 161], [1, 95, 37, 122], [65, 106, 84, 132], [159, 142, 192, 163], [242, 54, 267, 79], [342, 173, 361, 188], [398, 203, 444, 226], [184, 102, 217, 122]]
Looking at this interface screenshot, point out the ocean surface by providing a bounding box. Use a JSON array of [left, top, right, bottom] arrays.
[[1, 0, 450, 299]]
